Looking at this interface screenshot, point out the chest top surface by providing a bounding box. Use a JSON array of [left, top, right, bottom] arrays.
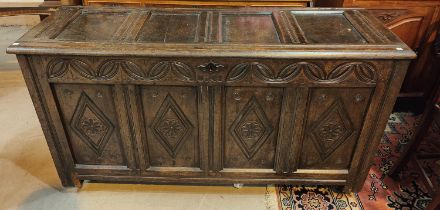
[[7, 6, 415, 59]]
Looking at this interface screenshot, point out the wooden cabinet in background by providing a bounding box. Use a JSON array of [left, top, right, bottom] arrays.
[[368, 8, 434, 51], [316, 0, 440, 105]]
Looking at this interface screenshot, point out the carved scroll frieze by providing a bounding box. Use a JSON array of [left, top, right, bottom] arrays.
[[48, 58, 131, 80], [328, 62, 377, 83], [227, 62, 275, 82], [47, 58, 71, 79], [226, 61, 376, 84], [277, 62, 326, 82], [149, 61, 195, 81], [48, 58, 112, 80], [47, 58, 195, 81], [99, 59, 144, 79], [46, 57, 378, 85]]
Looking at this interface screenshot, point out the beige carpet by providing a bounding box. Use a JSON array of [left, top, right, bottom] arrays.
[[0, 72, 279, 210], [0, 25, 36, 71]]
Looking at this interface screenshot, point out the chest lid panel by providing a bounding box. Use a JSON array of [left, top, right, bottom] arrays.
[[7, 6, 415, 59]]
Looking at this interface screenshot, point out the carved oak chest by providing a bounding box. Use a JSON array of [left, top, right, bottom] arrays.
[[7, 6, 415, 192]]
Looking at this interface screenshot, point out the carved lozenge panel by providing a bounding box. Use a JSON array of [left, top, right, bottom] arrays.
[[71, 93, 115, 157], [53, 84, 127, 166], [223, 87, 283, 169], [150, 94, 194, 158], [141, 86, 200, 168], [229, 96, 274, 160], [299, 87, 373, 170]]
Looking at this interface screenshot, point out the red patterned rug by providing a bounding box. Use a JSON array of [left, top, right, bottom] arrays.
[[275, 112, 440, 210]]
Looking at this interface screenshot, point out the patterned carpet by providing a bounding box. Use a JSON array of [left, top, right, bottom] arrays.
[[275, 112, 440, 210]]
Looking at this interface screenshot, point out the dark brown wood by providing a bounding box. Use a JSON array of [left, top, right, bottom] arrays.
[[315, 0, 440, 107], [7, 6, 415, 192], [82, 0, 312, 8]]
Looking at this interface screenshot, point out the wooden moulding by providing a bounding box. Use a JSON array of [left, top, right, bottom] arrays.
[[8, 6, 415, 192]]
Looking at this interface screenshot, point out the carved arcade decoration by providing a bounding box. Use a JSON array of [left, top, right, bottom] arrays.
[[149, 61, 195, 81], [226, 62, 274, 82], [277, 62, 326, 81], [47, 58, 377, 84], [226, 61, 376, 83], [47, 58, 195, 81], [328, 62, 377, 83], [47, 58, 113, 80], [99, 59, 144, 79]]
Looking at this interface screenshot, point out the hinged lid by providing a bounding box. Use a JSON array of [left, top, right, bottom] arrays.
[[7, 6, 416, 59]]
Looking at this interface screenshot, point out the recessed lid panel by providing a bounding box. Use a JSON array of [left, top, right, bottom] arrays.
[[291, 11, 367, 44], [7, 7, 416, 59], [221, 13, 281, 44], [137, 12, 202, 43], [56, 12, 129, 41]]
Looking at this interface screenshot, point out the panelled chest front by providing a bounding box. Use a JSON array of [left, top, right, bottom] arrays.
[[7, 6, 416, 192]]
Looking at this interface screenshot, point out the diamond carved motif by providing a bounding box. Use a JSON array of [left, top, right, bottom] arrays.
[[71, 93, 114, 156], [151, 94, 193, 158], [230, 96, 273, 160], [309, 100, 354, 160]]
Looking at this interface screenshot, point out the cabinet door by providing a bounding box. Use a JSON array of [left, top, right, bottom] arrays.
[[368, 7, 435, 51], [367, 7, 439, 96], [140, 86, 203, 175], [54, 84, 137, 175], [299, 88, 373, 170], [221, 87, 284, 172]]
